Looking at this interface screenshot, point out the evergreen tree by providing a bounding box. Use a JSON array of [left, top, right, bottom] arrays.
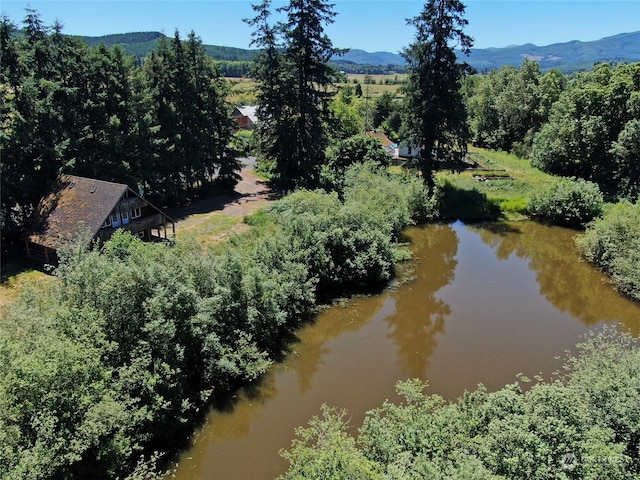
[[69, 44, 140, 185], [143, 36, 177, 201], [247, 0, 343, 190], [1, 10, 71, 238], [373, 91, 395, 129], [246, 0, 292, 184], [183, 31, 239, 192], [402, 0, 473, 187], [0, 16, 23, 243], [0, 16, 20, 86], [144, 31, 237, 203]]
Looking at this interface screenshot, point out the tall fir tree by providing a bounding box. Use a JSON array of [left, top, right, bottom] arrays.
[[1, 10, 71, 237], [247, 0, 343, 190], [0, 16, 24, 243], [402, 0, 473, 187], [144, 30, 238, 203], [69, 43, 140, 185], [246, 0, 291, 184]]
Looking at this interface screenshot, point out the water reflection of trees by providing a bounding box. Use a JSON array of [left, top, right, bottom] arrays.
[[288, 224, 459, 391], [385, 224, 459, 377], [290, 294, 389, 392], [472, 221, 640, 334]]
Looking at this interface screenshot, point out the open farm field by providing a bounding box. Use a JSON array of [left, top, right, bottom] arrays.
[[339, 73, 406, 97], [227, 77, 257, 104], [226, 73, 406, 104], [344, 73, 407, 84]]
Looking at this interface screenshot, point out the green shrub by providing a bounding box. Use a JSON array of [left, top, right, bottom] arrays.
[[320, 135, 391, 194], [0, 163, 440, 479], [526, 176, 604, 227], [278, 405, 383, 480], [576, 200, 640, 300], [263, 164, 441, 297], [266, 189, 395, 297], [343, 162, 441, 236], [230, 129, 256, 157], [281, 328, 640, 479]]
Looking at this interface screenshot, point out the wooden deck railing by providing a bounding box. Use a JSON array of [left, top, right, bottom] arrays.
[[97, 213, 172, 241]]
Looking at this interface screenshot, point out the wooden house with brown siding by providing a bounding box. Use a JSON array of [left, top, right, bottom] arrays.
[[231, 105, 258, 131], [26, 175, 175, 264]]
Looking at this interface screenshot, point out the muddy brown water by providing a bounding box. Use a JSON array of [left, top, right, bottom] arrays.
[[169, 221, 640, 480]]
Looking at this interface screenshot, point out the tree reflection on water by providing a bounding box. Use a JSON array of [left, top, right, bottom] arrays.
[[385, 224, 458, 378]]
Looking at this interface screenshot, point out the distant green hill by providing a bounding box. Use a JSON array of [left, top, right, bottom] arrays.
[[73, 30, 640, 74], [73, 31, 259, 62]]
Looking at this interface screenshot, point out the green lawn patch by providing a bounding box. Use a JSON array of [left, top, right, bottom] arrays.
[[176, 213, 243, 247], [437, 146, 554, 220]]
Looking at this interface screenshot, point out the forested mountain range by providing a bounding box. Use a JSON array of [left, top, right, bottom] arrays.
[[465, 31, 640, 73], [74, 30, 640, 73]]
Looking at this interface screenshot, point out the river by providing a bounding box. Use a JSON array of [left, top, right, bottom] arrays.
[[169, 220, 640, 479]]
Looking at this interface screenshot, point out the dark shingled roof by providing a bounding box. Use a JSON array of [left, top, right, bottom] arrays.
[[28, 175, 128, 249]]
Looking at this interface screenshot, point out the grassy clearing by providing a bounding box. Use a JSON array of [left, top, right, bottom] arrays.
[[1, 213, 248, 314], [176, 212, 245, 248], [0, 261, 52, 312], [436, 146, 554, 220]]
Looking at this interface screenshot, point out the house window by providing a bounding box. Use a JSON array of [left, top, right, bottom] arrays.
[[111, 212, 120, 224], [101, 217, 112, 228], [131, 206, 142, 219]]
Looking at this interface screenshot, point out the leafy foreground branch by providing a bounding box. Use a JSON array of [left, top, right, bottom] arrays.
[[0, 163, 438, 480], [280, 327, 640, 479]]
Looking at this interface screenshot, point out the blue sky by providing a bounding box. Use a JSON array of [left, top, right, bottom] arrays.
[[2, 1, 639, 53]]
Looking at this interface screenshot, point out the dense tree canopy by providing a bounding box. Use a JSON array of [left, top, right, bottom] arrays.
[[530, 62, 640, 200], [464, 61, 565, 157], [1, 11, 239, 251]]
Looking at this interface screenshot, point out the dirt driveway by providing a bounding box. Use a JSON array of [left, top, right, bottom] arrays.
[[170, 166, 273, 233]]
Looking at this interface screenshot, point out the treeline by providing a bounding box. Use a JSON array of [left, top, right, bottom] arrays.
[[78, 31, 164, 46], [463, 60, 640, 201], [0, 162, 440, 479], [280, 327, 640, 479], [1, 11, 240, 249], [76, 31, 164, 62], [214, 60, 253, 77], [331, 61, 407, 75]]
